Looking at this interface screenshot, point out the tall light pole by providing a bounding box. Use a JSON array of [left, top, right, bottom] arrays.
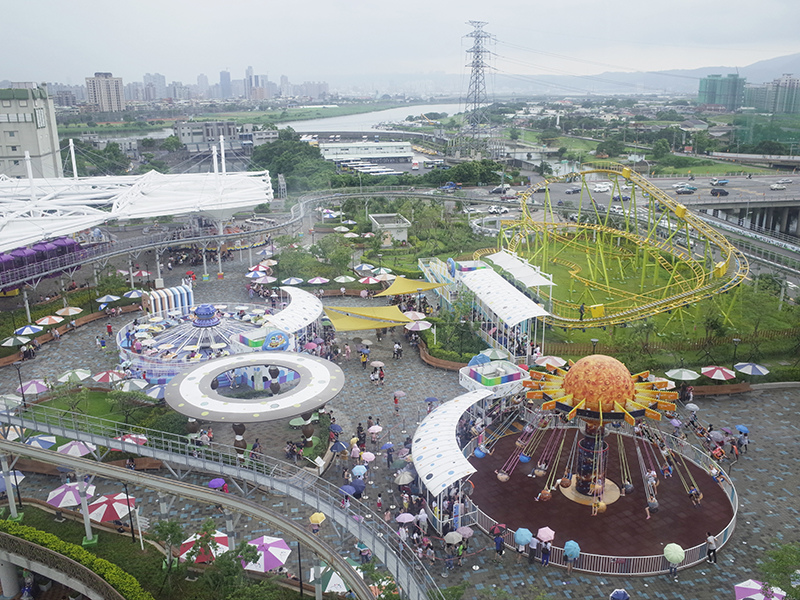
[[732, 338, 741, 363], [12, 362, 26, 408], [590, 338, 599, 354]]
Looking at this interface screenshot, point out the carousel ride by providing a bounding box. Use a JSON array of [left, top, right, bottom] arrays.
[[477, 164, 749, 330]]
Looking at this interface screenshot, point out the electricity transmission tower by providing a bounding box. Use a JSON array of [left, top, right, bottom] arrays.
[[456, 21, 496, 158]]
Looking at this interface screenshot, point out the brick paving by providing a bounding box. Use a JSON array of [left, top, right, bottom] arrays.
[[1, 255, 799, 599]]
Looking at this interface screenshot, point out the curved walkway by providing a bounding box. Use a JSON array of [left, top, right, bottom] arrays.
[[0, 405, 442, 600]]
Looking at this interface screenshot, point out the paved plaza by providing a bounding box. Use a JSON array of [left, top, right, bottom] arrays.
[[1, 256, 799, 599]]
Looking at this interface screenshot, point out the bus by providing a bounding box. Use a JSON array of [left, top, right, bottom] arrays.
[[424, 159, 444, 169]]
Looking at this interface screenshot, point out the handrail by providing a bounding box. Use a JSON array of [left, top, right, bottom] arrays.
[[0, 403, 445, 600], [0, 531, 127, 600]]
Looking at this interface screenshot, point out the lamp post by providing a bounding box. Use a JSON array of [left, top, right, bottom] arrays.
[[458, 318, 466, 355], [590, 338, 599, 354], [122, 482, 136, 543], [12, 361, 26, 409], [732, 338, 741, 363]]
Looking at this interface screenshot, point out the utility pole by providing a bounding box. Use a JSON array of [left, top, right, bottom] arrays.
[[458, 21, 494, 158]]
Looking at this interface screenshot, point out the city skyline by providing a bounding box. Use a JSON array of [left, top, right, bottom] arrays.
[[3, 0, 799, 89]]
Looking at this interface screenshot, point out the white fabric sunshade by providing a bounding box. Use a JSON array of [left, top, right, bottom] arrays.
[[412, 389, 492, 495], [460, 268, 550, 327], [485, 250, 555, 288], [263, 287, 323, 332]]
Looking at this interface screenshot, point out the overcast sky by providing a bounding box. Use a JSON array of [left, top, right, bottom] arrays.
[[5, 0, 799, 88]]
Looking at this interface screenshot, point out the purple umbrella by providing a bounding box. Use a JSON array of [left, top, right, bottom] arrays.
[[351, 479, 366, 492], [17, 380, 48, 395], [208, 478, 226, 489], [340, 485, 356, 496], [669, 418, 682, 428], [47, 482, 96, 508], [243, 536, 292, 572]]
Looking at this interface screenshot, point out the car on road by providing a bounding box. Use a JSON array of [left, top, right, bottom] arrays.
[[776, 178, 793, 184], [565, 187, 581, 194], [676, 188, 694, 195], [593, 184, 611, 193], [533, 187, 548, 193], [710, 188, 729, 196], [462, 207, 481, 214], [680, 185, 698, 191], [710, 178, 729, 186], [491, 184, 511, 194], [770, 184, 786, 190], [671, 182, 690, 188], [487, 205, 509, 215], [612, 194, 630, 201], [500, 193, 519, 201]]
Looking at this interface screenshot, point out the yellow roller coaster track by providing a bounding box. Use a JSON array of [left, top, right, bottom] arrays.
[[473, 164, 749, 329]]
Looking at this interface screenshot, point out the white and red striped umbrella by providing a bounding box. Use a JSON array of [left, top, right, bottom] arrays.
[[180, 530, 230, 564], [87, 492, 135, 522], [308, 277, 330, 285], [57, 440, 97, 457], [93, 370, 125, 384], [359, 276, 380, 285], [114, 433, 148, 446], [249, 264, 270, 272], [701, 365, 736, 381], [131, 270, 150, 278], [47, 482, 96, 508]]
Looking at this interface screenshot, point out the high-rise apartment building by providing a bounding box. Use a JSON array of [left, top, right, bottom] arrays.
[[85, 72, 125, 112], [698, 74, 745, 111], [220, 71, 232, 99], [197, 74, 209, 97], [0, 84, 63, 178], [143, 73, 167, 99]]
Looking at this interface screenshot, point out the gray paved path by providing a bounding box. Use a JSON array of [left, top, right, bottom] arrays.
[[1, 256, 798, 600]]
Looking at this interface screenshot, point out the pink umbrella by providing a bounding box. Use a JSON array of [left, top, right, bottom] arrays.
[[368, 425, 382, 434], [362, 232, 376, 238], [403, 311, 426, 320], [456, 526, 474, 538], [701, 366, 736, 381], [308, 277, 330, 284], [57, 440, 97, 457], [93, 370, 125, 384], [734, 579, 786, 600], [361, 452, 376, 463], [404, 321, 432, 331], [534, 356, 566, 369], [180, 530, 230, 564], [536, 526, 555, 542], [304, 342, 318, 350], [396, 513, 415, 523], [359, 276, 380, 285], [87, 492, 135, 522], [254, 276, 277, 284], [243, 535, 292, 572], [16, 380, 48, 395], [47, 482, 96, 508], [359, 290, 369, 298]]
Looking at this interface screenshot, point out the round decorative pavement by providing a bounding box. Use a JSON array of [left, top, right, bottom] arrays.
[[164, 351, 345, 423]]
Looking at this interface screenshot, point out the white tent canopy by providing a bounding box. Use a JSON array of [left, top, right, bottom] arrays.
[[263, 287, 324, 333], [412, 389, 492, 495], [460, 268, 550, 327], [485, 250, 555, 288], [0, 170, 273, 252]]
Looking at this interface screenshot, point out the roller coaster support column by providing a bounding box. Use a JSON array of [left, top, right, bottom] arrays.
[[77, 474, 96, 545], [217, 221, 224, 277], [575, 421, 608, 497], [21, 289, 31, 324]]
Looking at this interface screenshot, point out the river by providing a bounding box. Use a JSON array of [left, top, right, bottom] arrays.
[[282, 103, 466, 132]]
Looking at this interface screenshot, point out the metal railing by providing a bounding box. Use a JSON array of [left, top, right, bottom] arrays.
[[460, 427, 737, 576], [0, 401, 445, 600]]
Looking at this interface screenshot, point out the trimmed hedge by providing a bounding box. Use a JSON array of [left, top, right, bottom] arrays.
[[0, 520, 155, 600]]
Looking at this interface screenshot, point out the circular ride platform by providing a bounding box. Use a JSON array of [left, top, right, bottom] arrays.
[[469, 430, 734, 559], [164, 351, 344, 423]]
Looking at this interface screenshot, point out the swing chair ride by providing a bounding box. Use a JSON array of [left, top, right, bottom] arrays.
[[485, 353, 708, 513]]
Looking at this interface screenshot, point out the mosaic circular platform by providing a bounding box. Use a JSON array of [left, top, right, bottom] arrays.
[[164, 351, 344, 422]]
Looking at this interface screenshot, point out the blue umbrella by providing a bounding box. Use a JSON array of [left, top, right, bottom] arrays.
[[468, 353, 490, 367], [424, 397, 438, 403], [339, 485, 356, 496], [14, 325, 43, 336], [514, 528, 533, 545], [25, 435, 56, 450], [609, 590, 630, 600], [736, 424, 749, 434], [351, 479, 366, 492], [329, 424, 343, 433], [733, 362, 769, 376], [123, 290, 144, 299], [352, 465, 367, 476], [381, 442, 394, 450], [564, 540, 581, 559], [360, 347, 370, 355], [282, 277, 304, 285], [331, 441, 347, 453]]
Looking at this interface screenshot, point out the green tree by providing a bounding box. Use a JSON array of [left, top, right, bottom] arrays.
[[224, 579, 292, 600], [278, 126, 300, 141], [652, 139, 671, 159], [200, 540, 260, 597], [152, 519, 184, 571], [760, 542, 800, 600], [140, 138, 157, 150], [509, 127, 520, 140], [160, 135, 183, 152], [753, 140, 788, 155], [107, 390, 148, 424]]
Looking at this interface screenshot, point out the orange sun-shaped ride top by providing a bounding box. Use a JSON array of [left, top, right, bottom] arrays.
[[562, 354, 635, 413]]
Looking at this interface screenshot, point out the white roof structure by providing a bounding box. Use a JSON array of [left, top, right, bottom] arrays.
[[412, 389, 492, 495], [460, 268, 550, 327], [485, 250, 555, 288], [0, 170, 273, 252], [263, 287, 324, 332]]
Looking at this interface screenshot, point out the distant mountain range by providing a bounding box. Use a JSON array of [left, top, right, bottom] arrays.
[[334, 52, 800, 97]]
